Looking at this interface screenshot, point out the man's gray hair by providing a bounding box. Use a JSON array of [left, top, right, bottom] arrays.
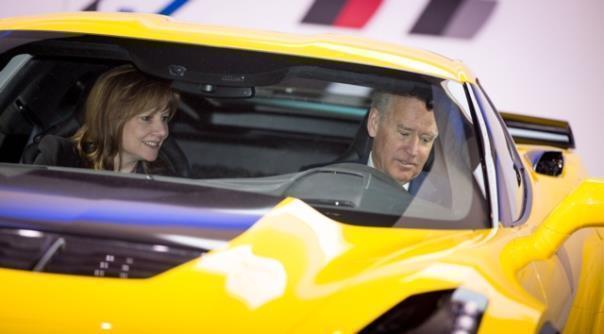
[[370, 91, 392, 122], [370, 90, 434, 122]]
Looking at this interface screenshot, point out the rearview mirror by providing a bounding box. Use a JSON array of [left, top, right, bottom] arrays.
[[172, 80, 255, 98]]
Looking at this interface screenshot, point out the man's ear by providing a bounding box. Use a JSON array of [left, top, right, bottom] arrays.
[[367, 107, 379, 138]]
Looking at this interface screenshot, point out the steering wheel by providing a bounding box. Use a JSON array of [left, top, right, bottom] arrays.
[[282, 162, 412, 226]]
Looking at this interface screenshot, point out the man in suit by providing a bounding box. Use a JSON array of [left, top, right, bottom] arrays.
[[366, 91, 438, 191]]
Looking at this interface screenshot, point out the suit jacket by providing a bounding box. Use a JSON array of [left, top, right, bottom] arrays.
[[33, 135, 83, 168]]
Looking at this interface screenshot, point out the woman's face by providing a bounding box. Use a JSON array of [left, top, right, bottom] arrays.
[[118, 108, 170, 171]]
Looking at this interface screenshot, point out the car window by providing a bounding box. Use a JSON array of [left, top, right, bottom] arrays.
[[0, 32, 490, 230], [470, 84, 526, 225]]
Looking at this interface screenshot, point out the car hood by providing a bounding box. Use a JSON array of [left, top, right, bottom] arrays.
[[0, 165, 492, 333]]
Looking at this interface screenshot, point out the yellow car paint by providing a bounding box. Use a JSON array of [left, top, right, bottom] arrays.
[[0, 12, 602, 334]]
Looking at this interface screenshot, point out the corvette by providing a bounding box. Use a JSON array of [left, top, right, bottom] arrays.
[[0, 12, 603, 334]]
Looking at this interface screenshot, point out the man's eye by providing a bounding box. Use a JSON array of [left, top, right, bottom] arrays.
[[140, 115, 151, 121], [161, 115, 170, 122], [400, 132, 410, 137], [421, 137, 433, 144]]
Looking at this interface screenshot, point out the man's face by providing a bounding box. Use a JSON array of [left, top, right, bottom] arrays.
[[367, 95, 438, 184]]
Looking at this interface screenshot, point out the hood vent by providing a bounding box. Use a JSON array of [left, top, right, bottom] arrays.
[[0, 228, 204, 279]]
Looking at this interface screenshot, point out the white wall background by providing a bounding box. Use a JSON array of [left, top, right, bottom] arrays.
[[2, 0, 603, 176]]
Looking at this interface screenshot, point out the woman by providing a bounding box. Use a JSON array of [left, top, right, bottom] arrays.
[[34, 64, 180, 174]]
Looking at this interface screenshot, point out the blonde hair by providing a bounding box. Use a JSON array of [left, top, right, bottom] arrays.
[[73, 64, 180, 171]]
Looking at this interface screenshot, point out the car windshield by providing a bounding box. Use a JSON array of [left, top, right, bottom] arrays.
[[0, 33, 489, 230]]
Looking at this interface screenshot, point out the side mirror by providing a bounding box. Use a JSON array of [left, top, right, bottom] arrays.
[[502, 179, 604, 271], [525, 150, 565, 176]]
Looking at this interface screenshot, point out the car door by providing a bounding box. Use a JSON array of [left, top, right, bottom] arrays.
[[469, 82, 579, 331]]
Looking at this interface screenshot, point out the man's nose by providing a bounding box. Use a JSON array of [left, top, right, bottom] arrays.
[[404, 136, 419, 156]]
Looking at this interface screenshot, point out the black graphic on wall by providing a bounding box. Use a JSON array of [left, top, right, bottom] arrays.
[[83, 0, 101, 11], [410, 0, 497, 38], [302, 0, 496, 39]]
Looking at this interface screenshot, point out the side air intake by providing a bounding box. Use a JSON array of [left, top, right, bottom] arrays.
[[0, 228, 204, 279]]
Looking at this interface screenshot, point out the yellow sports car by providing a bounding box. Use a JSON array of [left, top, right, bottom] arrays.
[[0, 12, 603, 334]]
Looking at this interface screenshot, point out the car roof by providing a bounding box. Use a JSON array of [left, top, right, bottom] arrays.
[[0, 12, 476, 83]]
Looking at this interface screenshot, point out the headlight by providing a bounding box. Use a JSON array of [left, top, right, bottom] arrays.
[[360, 288, 488, 334]]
